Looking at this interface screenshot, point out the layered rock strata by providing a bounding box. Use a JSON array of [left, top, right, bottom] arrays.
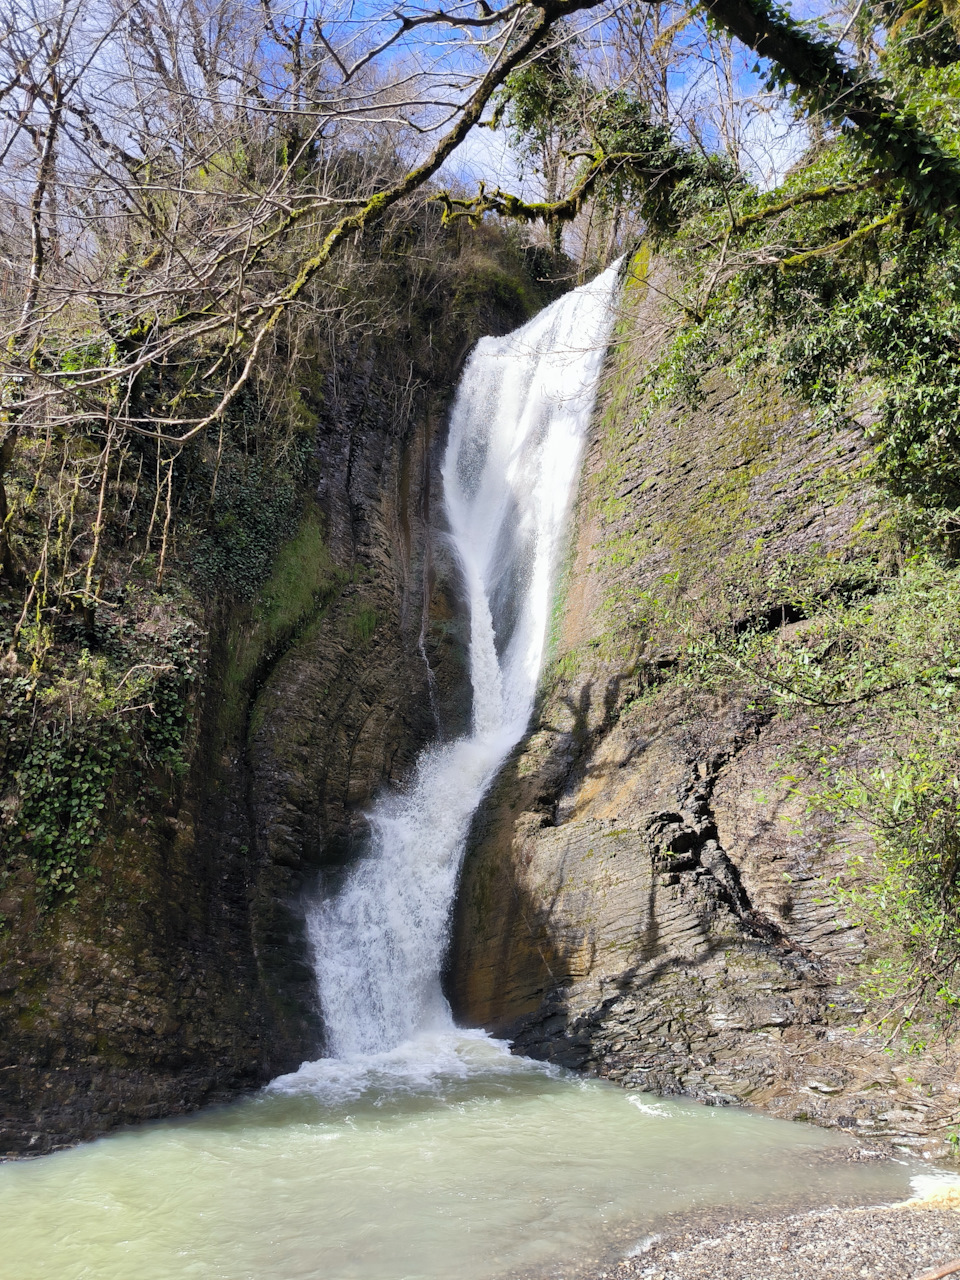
[[449, 252, 959, 1161], [0, 256, 539, 1155]]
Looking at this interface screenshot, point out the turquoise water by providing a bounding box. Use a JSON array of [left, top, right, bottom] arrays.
[[0, 1032, 921, 1280]]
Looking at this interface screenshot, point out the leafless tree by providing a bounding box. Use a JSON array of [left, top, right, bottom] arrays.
[[0, 0, 955, 613]]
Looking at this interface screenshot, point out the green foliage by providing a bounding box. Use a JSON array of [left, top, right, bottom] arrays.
[[633, 323, 711, 423], [0, 609, 201, 905], [451, 263, 531, 331], [351, 607, 378, 643], [825, 751, 960, 1043], [12, 725, 126, 899], [495, 33, 581, 156], [882, 1, 960, 75], [751, 214, 960, 517], [493, 42, 738, 236], [588, 91, 742, 230], [648, 85, 960, 535], [190, 452, 304, 600]]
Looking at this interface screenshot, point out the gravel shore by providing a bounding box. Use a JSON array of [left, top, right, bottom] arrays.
[[567, 1181, 960, 1280], [606, 1202, 960, 1280], [517, 1163, 960, 1280]]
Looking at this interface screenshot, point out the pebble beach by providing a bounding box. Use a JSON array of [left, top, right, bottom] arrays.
[[597, 1182, 960, 1280]]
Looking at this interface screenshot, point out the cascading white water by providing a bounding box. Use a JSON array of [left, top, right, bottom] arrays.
[[309, 262, 623, 1058]]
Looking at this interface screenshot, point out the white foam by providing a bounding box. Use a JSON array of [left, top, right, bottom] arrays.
[[626, 1097, 673, 1117], [266, 1028, 560, 1105], [909, 1171, 960, 1198]]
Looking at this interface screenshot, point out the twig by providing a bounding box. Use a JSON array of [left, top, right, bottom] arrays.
[[916, 1262, 960, 1280], [713, 647, 909, 709], [116, 662, 175, 688]]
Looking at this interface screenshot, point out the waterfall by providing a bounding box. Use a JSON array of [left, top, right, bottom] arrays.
[[308, 262, 622, 1058]]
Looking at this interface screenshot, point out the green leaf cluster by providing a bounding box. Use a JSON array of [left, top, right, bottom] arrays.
[[0, 608, 200, 907]]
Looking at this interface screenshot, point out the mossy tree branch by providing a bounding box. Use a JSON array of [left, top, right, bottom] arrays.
[[777, 205, 902, 267], [118, 0, 605, 446], [698, 0, 960, 216], [433, 151, 641, 227], [730, 177, 883, 230]]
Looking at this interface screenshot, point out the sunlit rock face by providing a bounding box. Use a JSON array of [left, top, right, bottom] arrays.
[[448, 252, 959, 1161]]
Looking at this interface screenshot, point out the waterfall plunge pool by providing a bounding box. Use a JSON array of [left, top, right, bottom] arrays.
[[3, 267, 936, 1278], [0, 1030, 927, 1280]]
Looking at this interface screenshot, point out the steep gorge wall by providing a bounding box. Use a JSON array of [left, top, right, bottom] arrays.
[[448, 252, 960, 1162], [0, 249, 541, 1156]]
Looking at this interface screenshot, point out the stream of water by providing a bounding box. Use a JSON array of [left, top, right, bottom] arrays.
[[0, 1034, 929, 1280], [0, 266, 935, 1280], [311, 260, 622, 1056]]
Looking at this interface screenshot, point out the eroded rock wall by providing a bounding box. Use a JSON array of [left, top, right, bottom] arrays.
[[0, 252, 539, 1156], [0, 345, 446, 1155], [448, 251, 960, 1162]]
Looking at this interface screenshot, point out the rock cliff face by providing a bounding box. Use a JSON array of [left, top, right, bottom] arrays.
[[0, 353, 440, 1155], [448, 252, 960, 1162], [0, 252, 537, 1156], [5, 244, 956, 1162]]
